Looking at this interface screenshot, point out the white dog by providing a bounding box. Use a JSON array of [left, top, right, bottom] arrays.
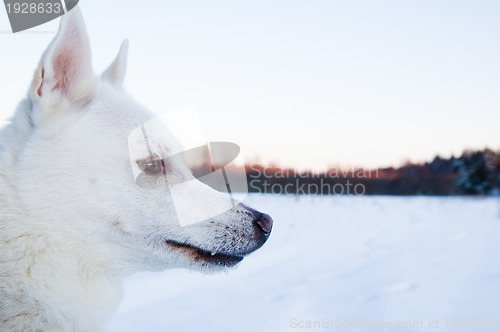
[[0, 7, 272, 331]]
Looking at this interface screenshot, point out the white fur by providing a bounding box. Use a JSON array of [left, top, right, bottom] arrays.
[[0, 7, 269, 331]]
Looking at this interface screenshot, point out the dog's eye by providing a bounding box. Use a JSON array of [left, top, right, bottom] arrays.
[[141, 159, 164, 176]]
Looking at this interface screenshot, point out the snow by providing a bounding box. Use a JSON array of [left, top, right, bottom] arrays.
[[106, 195, 500, 331]]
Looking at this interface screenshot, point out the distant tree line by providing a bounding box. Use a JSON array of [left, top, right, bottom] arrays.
[[242, 149, 500, 195]]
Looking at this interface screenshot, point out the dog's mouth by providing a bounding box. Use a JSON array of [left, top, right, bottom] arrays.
[[165, 240, 244, 267]]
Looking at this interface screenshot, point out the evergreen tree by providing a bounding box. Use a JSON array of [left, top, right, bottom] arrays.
[[455, 150, 494, 195]]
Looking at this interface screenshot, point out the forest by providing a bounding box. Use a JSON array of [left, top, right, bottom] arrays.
[[242, 149, 500, 195]]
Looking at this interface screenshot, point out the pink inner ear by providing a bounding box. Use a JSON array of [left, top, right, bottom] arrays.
[[52, 46, 76, 94], [37, 68, 44, 97]]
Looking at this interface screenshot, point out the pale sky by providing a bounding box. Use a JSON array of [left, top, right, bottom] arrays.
[[1, 0, 499, 169]]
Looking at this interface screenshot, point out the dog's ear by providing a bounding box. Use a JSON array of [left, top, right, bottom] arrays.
[[30, 6, 95, 105], [102, 39, 129, 86]]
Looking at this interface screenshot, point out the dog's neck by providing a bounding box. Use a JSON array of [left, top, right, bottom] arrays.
[[0, 103, 124, 331], [0, 229, 124, 331]]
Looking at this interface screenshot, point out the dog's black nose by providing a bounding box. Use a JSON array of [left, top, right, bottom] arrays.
[[254, 212, 273, 236]]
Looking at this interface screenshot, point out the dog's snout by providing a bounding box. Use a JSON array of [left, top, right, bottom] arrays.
[[254, 212, 273, 236], [240, 205, 273, 239]]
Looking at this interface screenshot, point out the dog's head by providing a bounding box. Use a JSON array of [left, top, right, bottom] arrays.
[[14, 7, 272, 272]]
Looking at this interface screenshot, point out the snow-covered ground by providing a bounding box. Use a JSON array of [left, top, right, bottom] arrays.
[[107, 195, 500, 332]]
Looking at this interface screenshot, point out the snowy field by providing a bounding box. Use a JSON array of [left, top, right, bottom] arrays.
[[107, 195, 500, 332]]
